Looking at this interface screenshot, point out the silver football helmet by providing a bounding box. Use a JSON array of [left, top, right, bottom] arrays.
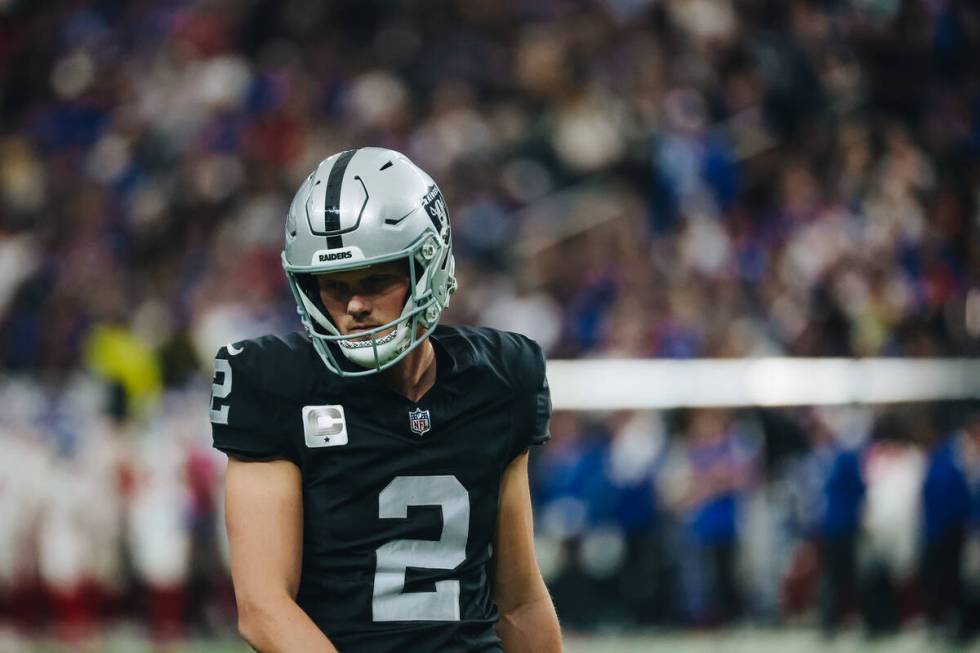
[[282, 147, 457, 376]]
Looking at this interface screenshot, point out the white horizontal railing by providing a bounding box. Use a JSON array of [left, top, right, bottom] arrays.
[[545, 358, 980, 409]]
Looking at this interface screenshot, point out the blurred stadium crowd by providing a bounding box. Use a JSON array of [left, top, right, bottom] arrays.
[[1, 0, 980, 646]]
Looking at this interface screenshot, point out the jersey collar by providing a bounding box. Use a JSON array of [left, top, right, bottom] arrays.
[[428, 326, 458, 378]]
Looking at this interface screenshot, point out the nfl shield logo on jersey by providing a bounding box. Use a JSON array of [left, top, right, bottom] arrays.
[[408, 408, 431, 436]]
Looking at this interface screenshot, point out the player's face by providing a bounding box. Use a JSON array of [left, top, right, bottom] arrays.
[[316, 261, 411, 340]]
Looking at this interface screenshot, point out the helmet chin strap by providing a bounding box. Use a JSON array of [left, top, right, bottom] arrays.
[[299, 285, 417, 370], [336, 296, 416, 369]]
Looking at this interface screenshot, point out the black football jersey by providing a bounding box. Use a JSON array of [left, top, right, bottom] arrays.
[[209, 325, 551, 653]]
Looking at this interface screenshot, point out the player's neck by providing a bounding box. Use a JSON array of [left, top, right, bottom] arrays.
[[379, 339, 436, 403]]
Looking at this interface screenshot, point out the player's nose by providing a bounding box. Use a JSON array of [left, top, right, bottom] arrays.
[[347, 293, 371, 316]]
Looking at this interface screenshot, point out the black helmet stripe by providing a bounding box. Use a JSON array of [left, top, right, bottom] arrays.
[[323, 148, 358, 249]]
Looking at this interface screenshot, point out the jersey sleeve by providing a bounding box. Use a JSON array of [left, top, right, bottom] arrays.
[[507, 334, 552, 461], [209, 343, 299, 464]]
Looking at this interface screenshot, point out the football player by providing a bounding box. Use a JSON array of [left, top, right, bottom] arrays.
[[210, 148, 561, 652]]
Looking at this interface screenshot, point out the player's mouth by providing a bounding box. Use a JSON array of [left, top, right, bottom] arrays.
[[338, 323, 400, 349], [347, 324, 382, 340]]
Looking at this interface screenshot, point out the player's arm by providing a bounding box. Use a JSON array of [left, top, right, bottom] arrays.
[[225, 457, 339, 653], [493, 451, 562, 653]]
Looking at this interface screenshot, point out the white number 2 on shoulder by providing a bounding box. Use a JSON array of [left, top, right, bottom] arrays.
[[210, 358, 232, 425]]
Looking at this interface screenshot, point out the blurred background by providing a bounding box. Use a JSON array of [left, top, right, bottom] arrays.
[[1, 0, 979, 651]]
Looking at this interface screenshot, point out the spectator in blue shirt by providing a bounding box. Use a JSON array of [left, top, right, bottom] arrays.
[[921, 424, 972, 636]]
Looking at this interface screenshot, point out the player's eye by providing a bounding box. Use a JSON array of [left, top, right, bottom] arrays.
[[319, 281, 349, 297], [362, 275, 396, 292]]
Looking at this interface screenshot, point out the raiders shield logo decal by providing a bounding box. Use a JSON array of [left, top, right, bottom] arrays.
[[408, 408, 431, 436]]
